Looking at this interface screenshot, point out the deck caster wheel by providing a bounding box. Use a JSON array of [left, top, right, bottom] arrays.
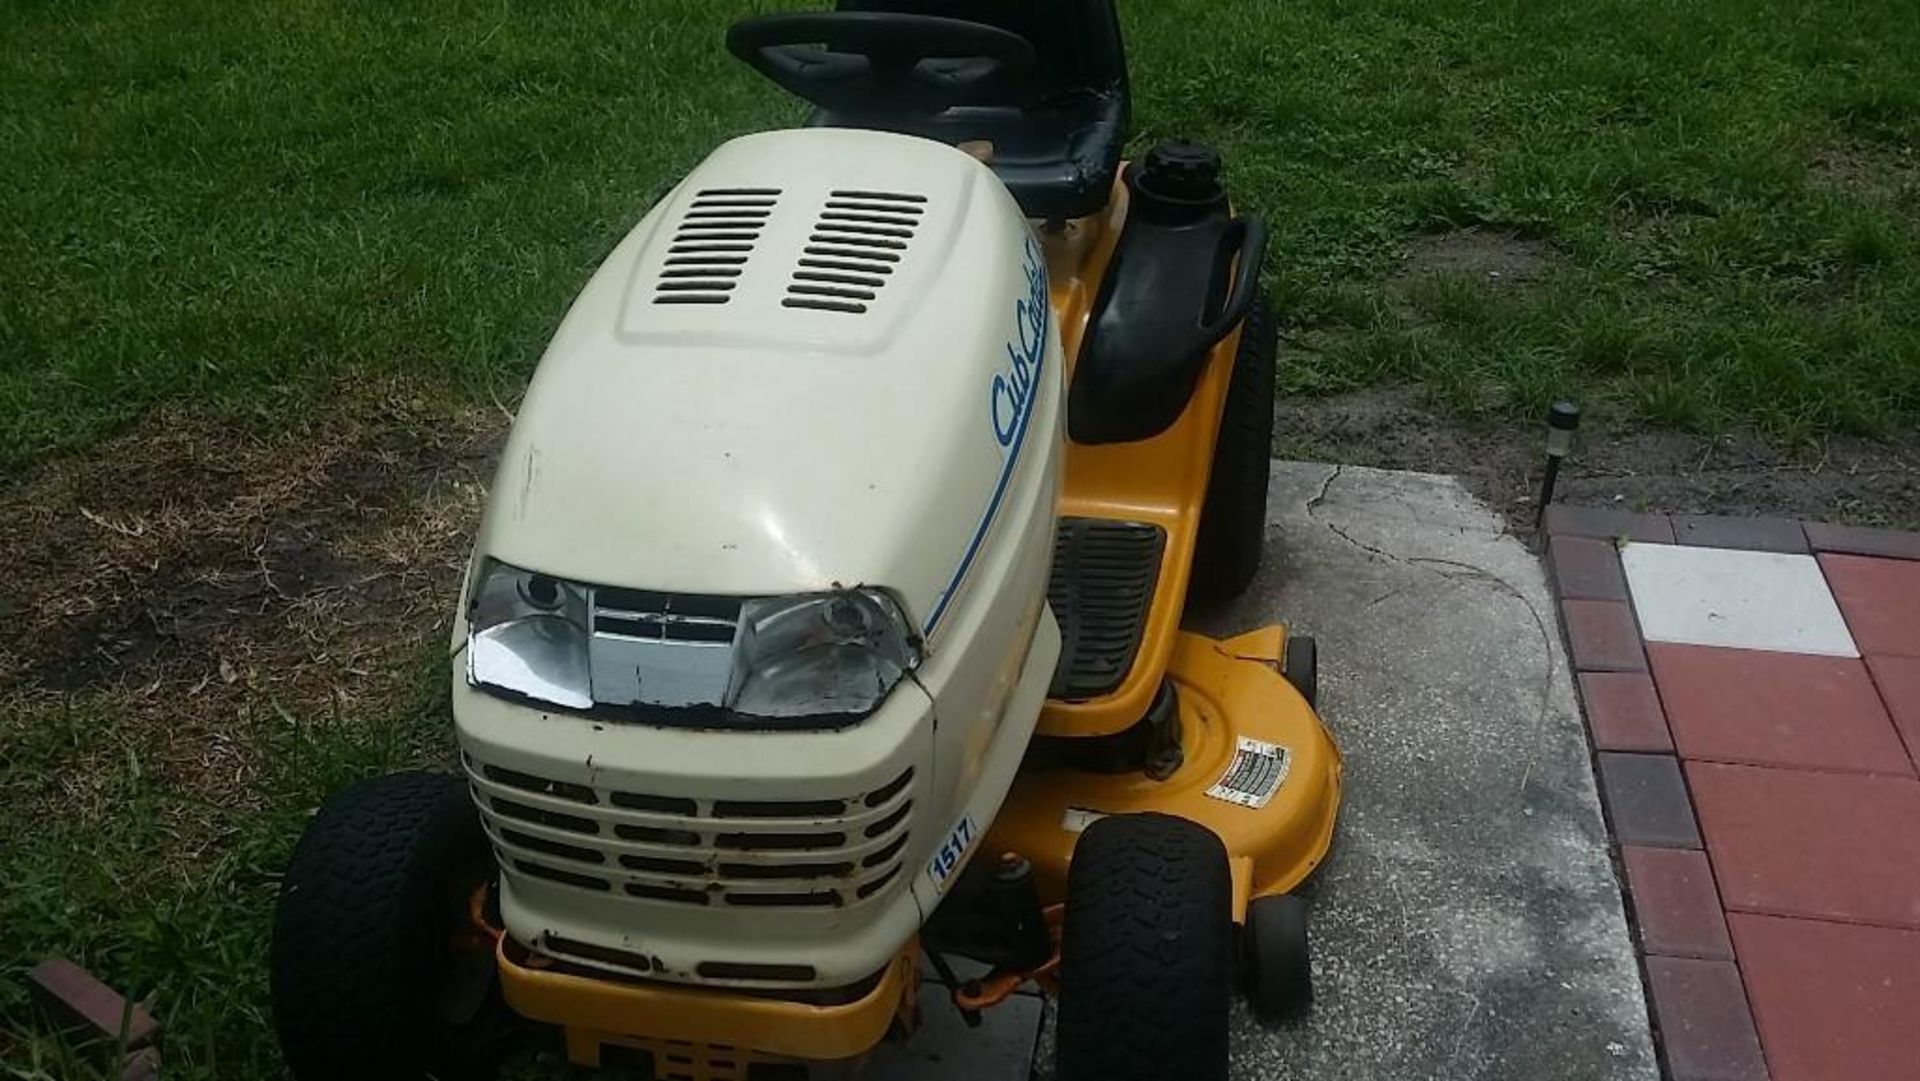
[[1283, 634, 1317, 708], [1241, 893, 1313, 1021], [1056, 813, 1232, 1081]]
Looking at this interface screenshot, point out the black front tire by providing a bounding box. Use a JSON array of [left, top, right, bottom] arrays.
[[1190, 297, 1278, 606], [1242, 893, 1313, 1021], [271, 771, 507, 1081], [1055, 813, 1233, 1081]]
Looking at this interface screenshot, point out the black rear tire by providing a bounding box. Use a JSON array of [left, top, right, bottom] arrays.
[[1055, 813, 1233, 1081], [271, 771, 507, 1081], [1190, 297, 1278, 606], [1242, 893, 1314, 1021]]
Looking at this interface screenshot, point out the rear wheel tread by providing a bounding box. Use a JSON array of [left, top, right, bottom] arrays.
[[1190, 297, 1278, 606]]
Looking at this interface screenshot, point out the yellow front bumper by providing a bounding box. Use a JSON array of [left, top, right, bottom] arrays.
[[498, 937, 917, 1073]]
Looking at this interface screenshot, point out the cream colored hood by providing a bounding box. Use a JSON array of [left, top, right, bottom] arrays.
[[477, 128, 1058, 636]]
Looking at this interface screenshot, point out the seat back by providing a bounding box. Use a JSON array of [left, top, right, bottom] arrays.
[[826, 0, 1131, 220], [835, 0, 1128, 112]]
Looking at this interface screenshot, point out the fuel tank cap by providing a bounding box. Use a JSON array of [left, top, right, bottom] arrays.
[[1139, 141, 1223, 199]]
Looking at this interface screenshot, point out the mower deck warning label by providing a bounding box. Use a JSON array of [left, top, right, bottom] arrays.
[[1206, 737, 1291, 809]]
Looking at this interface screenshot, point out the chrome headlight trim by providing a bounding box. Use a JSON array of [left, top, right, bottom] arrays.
[[465, 559, 920, 728]]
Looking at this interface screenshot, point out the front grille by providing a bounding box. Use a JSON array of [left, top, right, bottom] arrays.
[[465, 752, 915, 912], [1048, 518, 1165, 699]]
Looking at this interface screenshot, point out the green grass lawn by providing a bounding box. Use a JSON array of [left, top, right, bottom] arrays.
[[4, 0, 1919, 469], [3, 0, 1920, 1076]]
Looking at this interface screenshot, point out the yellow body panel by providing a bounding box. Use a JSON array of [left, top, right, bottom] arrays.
[[986, 628, 1343, 919], [1036, 177, 1248, 738], [498, 938, 918, 1072]]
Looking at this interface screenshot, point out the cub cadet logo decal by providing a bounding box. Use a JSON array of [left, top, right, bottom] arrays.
[[990, 234, 1049, 448], [922, 232, 1051, 634], [926, 813, 979, 892]]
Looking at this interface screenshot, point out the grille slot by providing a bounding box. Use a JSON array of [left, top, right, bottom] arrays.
[[499, 827, 605, 865], [611, 791, 700, 816], [516, 859, 611, 892], [712, 798, 846, 819], [468, 759, 917, 914], [616, 824, 702, 848], [546, 935, 656, 972], [855, 865, 901, 899], [483, 763, 596, 805], [491, 797, 599, 835], [653, 188, 779, 305], [724, 889, 839, 908], [1048, 519, 1167, 699], [715, 830, 846, 852], [784, 190, 923, 314]]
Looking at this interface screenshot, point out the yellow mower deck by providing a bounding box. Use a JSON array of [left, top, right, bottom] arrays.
[[986, 626, 1342, 919]]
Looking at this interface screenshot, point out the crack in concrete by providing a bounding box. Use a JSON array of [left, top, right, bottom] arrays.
[[1307, 464, 1560, 798]]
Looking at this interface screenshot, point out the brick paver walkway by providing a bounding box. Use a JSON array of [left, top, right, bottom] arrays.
[[1544, 507, 1920, 1081]]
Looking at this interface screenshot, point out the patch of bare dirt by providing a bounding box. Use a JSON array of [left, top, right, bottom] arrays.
[[1276, 387, 1920, 535], [0, 383, 505, 834], [1811, 140, 1920, 204], [1402, 229, 1558, 288]]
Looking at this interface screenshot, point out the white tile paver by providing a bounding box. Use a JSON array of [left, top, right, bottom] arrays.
[[1621, 543, 1858, 657]]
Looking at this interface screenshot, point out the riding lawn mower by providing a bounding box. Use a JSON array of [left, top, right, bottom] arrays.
[[270, 3, 1342, 1079]]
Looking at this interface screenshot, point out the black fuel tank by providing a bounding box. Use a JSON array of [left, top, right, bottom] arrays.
[[1068, 142, 1266, 444]]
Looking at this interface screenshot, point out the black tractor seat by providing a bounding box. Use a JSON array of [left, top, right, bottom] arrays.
[[808, 0, 1131, 222], [813, 85, 1126, 222]]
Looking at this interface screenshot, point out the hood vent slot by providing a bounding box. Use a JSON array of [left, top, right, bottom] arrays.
[[653, 188, 780, 306], [784, 189, 925, 314]]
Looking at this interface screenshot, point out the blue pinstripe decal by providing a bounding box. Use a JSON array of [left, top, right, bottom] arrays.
[[923, 235, 1049, 634]]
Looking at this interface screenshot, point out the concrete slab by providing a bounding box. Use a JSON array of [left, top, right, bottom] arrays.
[[867, 981, 1043, 1081], [1621, 543, 1858, 657], [1193, 462, 1656, 1081], [909, 462, 1656, 1080]]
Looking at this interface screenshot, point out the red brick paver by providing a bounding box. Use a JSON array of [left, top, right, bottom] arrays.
[[1731, 913, 1920, 1081], [1804, 521, 1920, 561], [1563, 599, 1648, 672], [1623, 846, 1734, 960], [1579, 671, 1674, 752], [1688, 762, 1920, 929], [1597, 752, 1701, 848], [1866, 654, 1920, 772], [1671, 515, 1808, 555], [1543, 504, 1675, 543], [1550, 535, 1629, 601], [1644, 956, 1770, 1081], [1819, 553, 1920, 658], [1648, 644, 1912, 775]]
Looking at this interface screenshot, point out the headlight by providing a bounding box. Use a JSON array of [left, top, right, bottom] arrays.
[[465, 559, 918, 725], [731, 590, 919, 720], [467, 560, 592, 709]]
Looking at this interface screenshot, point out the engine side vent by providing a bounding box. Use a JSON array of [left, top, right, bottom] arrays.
[[784, 190, 926, 314], [653, 188, 780, 306], [1048, 518, 1167, 699]]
